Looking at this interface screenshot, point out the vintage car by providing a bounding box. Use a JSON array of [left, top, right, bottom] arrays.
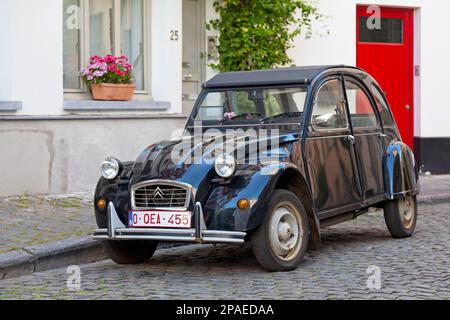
[[93, 65, 419, 271]]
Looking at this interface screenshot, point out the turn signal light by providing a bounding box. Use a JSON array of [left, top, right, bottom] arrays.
[[97, 199, 107, 210], [237, 199, 250, 211]]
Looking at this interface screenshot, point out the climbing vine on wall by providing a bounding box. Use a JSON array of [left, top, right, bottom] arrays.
[[207, 0, 322, 72]]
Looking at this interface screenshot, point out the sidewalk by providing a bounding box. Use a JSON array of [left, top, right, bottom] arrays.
[[0, 194, 95, 255], [0, 193, 104, 279], [1, 174, 449, 279], [416, 174, 450, 204]]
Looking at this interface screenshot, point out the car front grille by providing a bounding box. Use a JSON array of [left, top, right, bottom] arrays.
[[131, 181, 191, 210]]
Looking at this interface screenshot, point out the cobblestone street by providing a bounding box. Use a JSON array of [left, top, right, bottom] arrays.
[[0, 194, 95, 254], [0, 202, 449, 300]]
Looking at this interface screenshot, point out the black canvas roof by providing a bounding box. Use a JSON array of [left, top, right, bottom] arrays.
[[204, 65, 345, 89]]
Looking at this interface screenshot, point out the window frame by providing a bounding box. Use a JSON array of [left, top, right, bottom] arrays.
[[358, 16, 404, 45], [63, 0, 151, 99], [370, 82, 398, 129], [310, 77, 350, 133], [189, 85, 309, 125], [343, 77, 381, 131]]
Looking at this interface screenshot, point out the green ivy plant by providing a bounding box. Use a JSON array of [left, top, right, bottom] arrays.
[[207, 0, 322, 72]]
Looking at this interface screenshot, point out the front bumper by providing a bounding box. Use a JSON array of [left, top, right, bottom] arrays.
[[93, 202, 246, 244]]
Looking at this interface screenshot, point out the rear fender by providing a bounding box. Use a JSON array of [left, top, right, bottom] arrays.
[[384, 141, 420, 199]]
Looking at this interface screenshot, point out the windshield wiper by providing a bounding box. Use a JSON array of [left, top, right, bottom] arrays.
[[219, 112, 262, 124], [259, 112, 303, 123]]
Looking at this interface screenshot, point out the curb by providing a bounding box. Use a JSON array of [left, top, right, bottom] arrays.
[[1, 194, 450, 280], [417, 194, 450, 205], [0, 237, 105, 280]]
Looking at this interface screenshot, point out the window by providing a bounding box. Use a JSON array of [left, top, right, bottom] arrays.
[[264, 88, 307, 117], [359, 17, 404, 44], [194, 88, 308, 122], [196, 92, 227, 121], [345, 80, 378, 129], [63, 0, 147, 94], [63, 0, 82, 90], [311, 79, 348, 131], [371, 84, 396, 127]]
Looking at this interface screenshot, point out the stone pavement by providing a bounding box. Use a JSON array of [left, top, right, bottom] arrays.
[[0, 174, 447, 256], [0, 201, 449, 300], [0, 194, 95, 255], [417, 174, 450, 203]]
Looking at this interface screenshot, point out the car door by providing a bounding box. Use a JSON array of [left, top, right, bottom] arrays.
[[343, 76, 385, 200], [305, 76, 363, 218]]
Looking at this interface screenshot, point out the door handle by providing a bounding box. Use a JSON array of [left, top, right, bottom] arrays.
[[406, 104, 411, 111], [346, 135, 356, 145], [184, 74, 193, 80]]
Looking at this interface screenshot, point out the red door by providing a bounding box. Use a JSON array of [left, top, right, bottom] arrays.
[[357, 6, 414, 148]]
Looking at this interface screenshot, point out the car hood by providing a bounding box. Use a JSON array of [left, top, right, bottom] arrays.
[[129, 132, 300, 189]]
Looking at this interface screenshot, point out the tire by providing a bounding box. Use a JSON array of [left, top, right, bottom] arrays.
[[251, 190, 310, 272], [101, 240, 158, 264], [384, 195, 417, 238]]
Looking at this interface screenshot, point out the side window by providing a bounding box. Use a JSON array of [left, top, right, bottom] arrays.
[[371, 84, 396, 127], [345, 80, 379, 128], [311, 79, 348, 131], [196, 92, 226, 121]]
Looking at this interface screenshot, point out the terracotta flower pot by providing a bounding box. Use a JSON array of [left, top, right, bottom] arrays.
[[91, 83, 136, 101]]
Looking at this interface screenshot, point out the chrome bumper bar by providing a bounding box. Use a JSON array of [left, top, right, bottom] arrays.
[[93, 202, 246, 244]]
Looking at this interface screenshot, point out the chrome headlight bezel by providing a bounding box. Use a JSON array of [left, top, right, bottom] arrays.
[[214, 154, 237, 178], [101, 157, 122, 180]]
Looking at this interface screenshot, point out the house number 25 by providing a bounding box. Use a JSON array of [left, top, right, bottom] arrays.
[[170, 30, 179, 41]]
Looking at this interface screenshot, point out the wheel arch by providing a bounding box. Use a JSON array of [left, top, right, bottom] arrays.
[[384, 141, 420, 200], [273, 168, 322, 249]]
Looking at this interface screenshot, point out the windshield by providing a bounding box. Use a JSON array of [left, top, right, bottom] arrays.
[[194, 87, 308, 123]]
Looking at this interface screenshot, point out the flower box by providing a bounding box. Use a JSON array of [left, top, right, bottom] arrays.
[[81, 54, 135, 102], [91, 83, 136, 101]]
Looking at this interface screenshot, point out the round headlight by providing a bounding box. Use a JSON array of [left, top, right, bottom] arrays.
[[101, 157, 121, 180], [214, 154, 237, 178]]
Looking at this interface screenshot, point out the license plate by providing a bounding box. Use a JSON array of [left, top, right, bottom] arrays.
[[129, 211, 192, 229]]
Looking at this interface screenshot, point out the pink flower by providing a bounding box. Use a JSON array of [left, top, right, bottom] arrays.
[[81, 68, 90, 76], [104, 55, 117, 63], [93, 70, 105, 77], [224, 112, 237, 120], [82, 54, 133, 83], [90, 55, 101, 62], [107, 64, 117, 72]]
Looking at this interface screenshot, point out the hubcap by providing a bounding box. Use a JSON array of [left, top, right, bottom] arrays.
[[399, 196, 415, 229], [269, 202, 302, 261]]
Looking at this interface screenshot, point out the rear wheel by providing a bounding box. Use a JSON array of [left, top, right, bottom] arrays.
[[102, 240, 158, 264], [384, 195, 417, 238], [251, 190, 310, 272]]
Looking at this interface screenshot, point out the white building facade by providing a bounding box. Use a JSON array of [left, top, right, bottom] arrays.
[[0, 0, 449, 196]]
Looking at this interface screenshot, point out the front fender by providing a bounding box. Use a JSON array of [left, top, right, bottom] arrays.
[[94, 162, 134, 228], [203, 163, 314, 233], [385, 141, 420, 199]]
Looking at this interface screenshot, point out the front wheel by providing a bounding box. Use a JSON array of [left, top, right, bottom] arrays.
[[101, 240, 158, 264], [384, 195, 417, 238], [251, 190, 310, 272]]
